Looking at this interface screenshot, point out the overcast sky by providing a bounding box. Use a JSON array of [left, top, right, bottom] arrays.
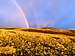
[[0, 0, 75, 29]]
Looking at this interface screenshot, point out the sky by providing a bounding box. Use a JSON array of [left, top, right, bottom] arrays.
[[0, 0, 75, 29]]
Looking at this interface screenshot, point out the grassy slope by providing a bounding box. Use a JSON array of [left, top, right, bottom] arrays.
[[0, 28, 75, 56]]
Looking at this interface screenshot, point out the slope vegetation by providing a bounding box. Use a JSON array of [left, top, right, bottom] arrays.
[[0, 28, 74, 56]]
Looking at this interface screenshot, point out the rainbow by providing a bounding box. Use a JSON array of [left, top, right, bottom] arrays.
[[10, 0, 29, 28]]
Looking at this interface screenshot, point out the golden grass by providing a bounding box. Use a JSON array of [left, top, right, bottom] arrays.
[[0, 28, 74, 56]]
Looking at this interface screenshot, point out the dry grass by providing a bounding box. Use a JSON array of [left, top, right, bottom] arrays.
[[0, 28, 74, 56]]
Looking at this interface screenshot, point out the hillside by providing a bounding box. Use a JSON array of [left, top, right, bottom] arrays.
[[0, 28, 74, 56]]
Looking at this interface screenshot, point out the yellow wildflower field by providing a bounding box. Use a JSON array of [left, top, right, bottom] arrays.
[[0, 28, 74, 56]]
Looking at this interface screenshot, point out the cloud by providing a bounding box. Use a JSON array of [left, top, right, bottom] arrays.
[[0, 0, 75, 28]]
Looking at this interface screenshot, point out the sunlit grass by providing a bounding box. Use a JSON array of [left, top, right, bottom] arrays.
[[0, 28, 74, 56]]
